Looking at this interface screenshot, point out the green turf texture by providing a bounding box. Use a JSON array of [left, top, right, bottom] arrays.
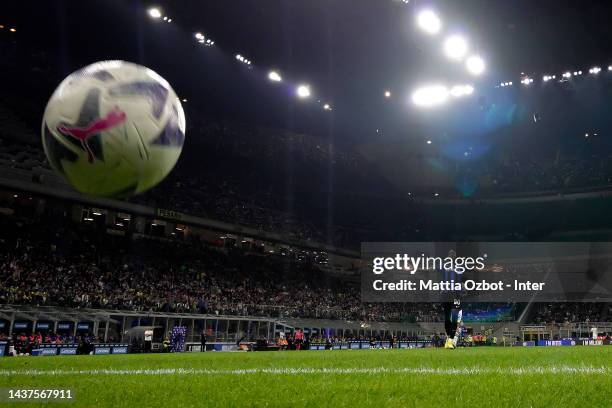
[[1, 346, 611, 407]]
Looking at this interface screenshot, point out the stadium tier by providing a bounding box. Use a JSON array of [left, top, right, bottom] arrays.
[[1, 2, 612, 407]]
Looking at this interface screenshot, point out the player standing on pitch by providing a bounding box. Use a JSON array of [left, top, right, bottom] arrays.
[[441, 250, 464, 349]]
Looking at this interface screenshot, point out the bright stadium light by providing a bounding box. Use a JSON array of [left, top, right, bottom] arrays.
[[412, 85, 449, 107], [466, 55, 485, 75], [268, 71, 282, 82], [443, 35, 468, 60], [563, 71, 572, 78], [450, 85, 464, 97], [450, 84, 474, 97], [384, 90, 391, 98], [148, 8, 162, 19], [417, 10, 441, 35], [195, 32, 204, 40], [543, 75, 551, 82], [323, 103, 332, 111], [296, 84, 311, 98]]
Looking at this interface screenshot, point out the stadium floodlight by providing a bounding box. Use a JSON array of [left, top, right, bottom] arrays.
[[412, 85, 449, 107], [562, 71, 571, 78], [466, 55, 485, 75], [323, 103, 332, 111], [148, 8, 162, 19], [609, 66, 612, 71], [589, 67, 601, 74], [163, 16, 168, 21], [543, 75, 551, 82], [417, 10, 441, 35], [427, 140, 432, 144], [195, 32, 204, 40], [9, 28, 16, 32], [384, 90, 391, 98], [443, 35, 468, 60], [500, 82, 506, 87], [167, 19, 172, 22], [296, 84, 311, 98], [450, 84, 474, 97], [268, 71, 282, 82]]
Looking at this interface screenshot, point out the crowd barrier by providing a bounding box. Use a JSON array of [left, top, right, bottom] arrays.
[[25, 343, 129, 356], [305, 340, 434, 350], [3, 338, 610, 356]]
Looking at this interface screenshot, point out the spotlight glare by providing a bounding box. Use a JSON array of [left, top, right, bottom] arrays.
[[443, 35, 468, 60], [296, 84, 311, 98], [323, 103, 332, 111], [466, 55, 485, 75], [450, 84, 474, 97], [148, 7, 162, 19], [563, 71, 572, 78], [384, 90, 391, 98], [417, 10, 441, 35], [268, 71, 282, 82], [412, 85, 449, 107]]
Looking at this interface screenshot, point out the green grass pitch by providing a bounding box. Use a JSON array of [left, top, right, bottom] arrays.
[[1, 347, 611, 407]]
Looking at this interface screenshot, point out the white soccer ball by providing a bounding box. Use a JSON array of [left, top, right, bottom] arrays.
[[42, 60, 185, 197]]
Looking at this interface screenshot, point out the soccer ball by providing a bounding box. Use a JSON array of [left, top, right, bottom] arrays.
[[42, 60, 185, 197]]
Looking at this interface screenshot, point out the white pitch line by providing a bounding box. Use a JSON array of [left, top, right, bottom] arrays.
[[0, 366, 608, 376]]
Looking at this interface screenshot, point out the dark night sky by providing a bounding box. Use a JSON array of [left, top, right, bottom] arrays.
[[4, 0, 612, 144]]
